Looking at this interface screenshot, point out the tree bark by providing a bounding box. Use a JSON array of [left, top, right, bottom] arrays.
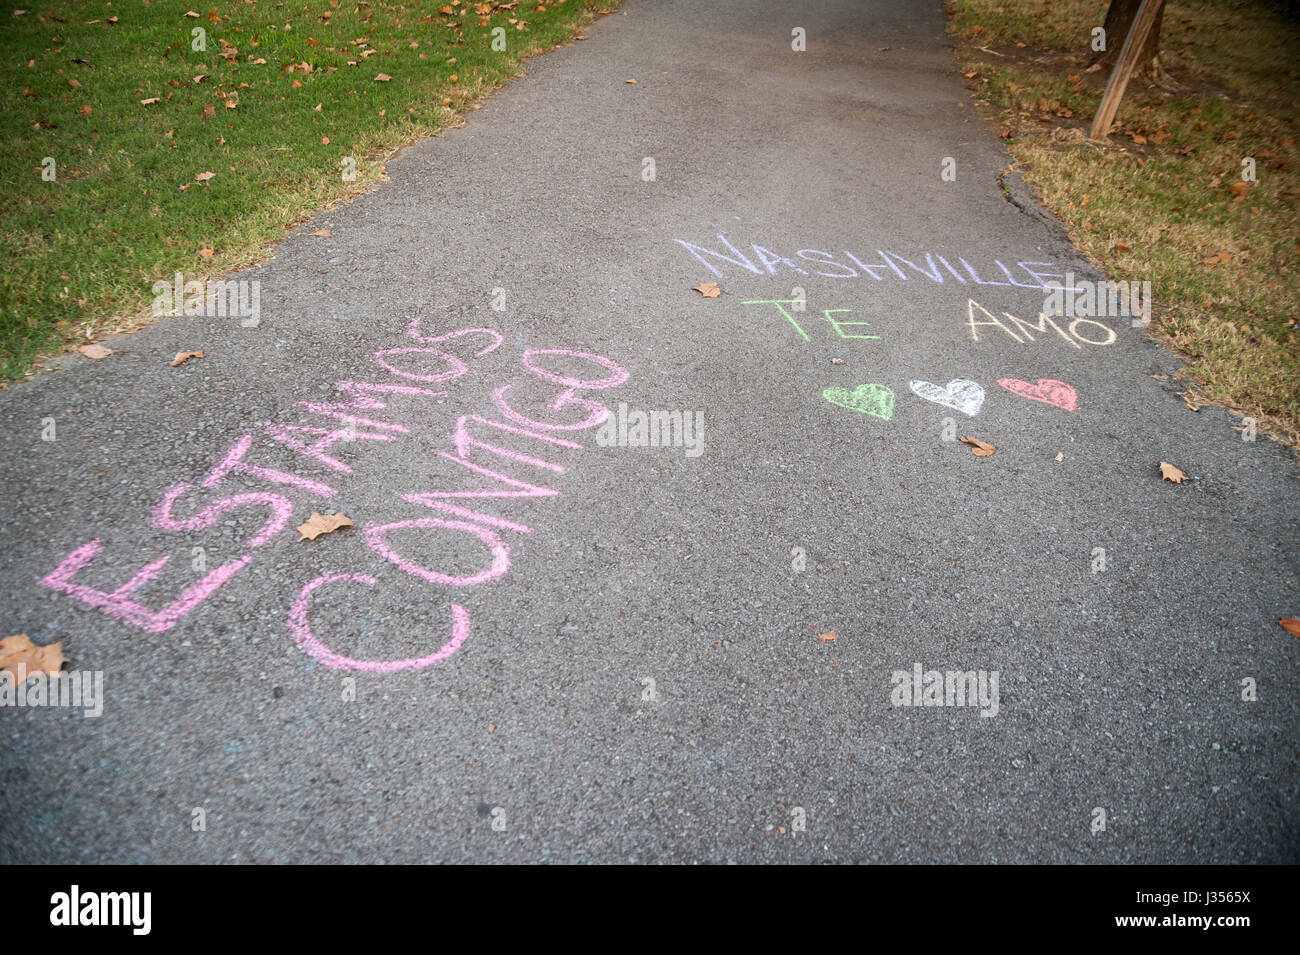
[[1090, 0, 1168, 83]]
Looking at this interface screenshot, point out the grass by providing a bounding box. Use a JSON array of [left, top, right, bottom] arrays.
[[0, 0, 618, 380], [946, 0, 1300, 444]]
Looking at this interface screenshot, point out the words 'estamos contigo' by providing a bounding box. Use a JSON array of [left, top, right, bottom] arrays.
[[40, 320, 630, 673]]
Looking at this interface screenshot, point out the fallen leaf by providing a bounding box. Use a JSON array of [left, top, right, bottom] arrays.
[[1229, 181, 1251, 199], [1280, 618, 1300, 637], [374, 72, 392, 82], [78, 343, 113, 359], [140, 96, 160, 105], [960, 436, 996, 457], [297, 512, 354, 541], [320, 135, 329, 145], [312, 228, 332, 237], [198, 248, 213, 258], [171, 350, 203, 366], [1054, 452, 1064, 462], [0, 635, 66, 687], [778, 826, 788, 834], [625, 78, 637, 84], [194, 171, 215, 181], [1114, 240, 1132, 253], [692, 282, 720, 298], [1159, 461, 1187, 483], [203, 101, 215, 118], [818, 631, 837, 642]]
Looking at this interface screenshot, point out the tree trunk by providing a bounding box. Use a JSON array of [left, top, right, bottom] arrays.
[[1089, 0, 1169, 84]]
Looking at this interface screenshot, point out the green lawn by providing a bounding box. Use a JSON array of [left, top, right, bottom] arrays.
[[0, 0, 616, 379]]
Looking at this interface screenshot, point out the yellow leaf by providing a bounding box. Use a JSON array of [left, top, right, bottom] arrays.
[[0, 635, 66, 687], [297, 512, 355, 541], [1159, 461, 1187, 483], [959, 436, 996, 457]]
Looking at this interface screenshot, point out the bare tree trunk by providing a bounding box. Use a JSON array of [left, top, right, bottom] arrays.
[[1088, 0, 1172, 86]]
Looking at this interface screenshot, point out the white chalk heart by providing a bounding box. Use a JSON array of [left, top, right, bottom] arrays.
[[908, 378, 985, 416]]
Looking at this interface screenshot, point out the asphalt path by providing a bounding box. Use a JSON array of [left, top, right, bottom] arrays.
[[1, 0, 1297, 863]]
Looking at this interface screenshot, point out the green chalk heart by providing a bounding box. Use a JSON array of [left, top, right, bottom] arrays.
[[823, 383, 895, 421]]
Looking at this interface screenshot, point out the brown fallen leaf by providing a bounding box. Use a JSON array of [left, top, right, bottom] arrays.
[[625, 78, 637, 84], [1229, 181, 1251, 199], [818, 631, 837, 642], [194, 170, 215, 181], [297, 512, 354, 541], [374, 72, 392, 82], [1280, 618, 1300, 637], [1159, 461, 1187, 483], [140, 96, 160, 105], [0, 635, 67, 687], [692, 282, 720, 298], [312, 228, 332, 237], [78, 343, 113, 359], [171, 350, 203, 366], [960, 436, 996, 457], [198, 247, 214, 258], [1114, 240, 1132, 253]]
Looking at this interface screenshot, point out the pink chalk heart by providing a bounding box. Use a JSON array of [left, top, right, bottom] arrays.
[[997, 378, 1078, 411]]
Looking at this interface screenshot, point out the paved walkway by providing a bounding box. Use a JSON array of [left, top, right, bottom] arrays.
[[1, 0, 1296, 862]]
